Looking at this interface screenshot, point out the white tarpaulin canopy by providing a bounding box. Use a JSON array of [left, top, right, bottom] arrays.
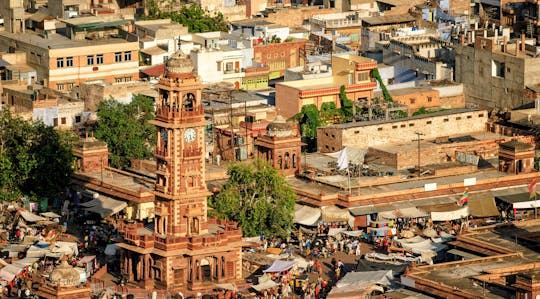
[[294, 204, 321, 226], [379, 207, 429, 219], [431, 206, 470, 221], [0, 264, 23, 281], [82, 196, 127, 218], [25, 246, 47, 258], [341, 230, 364, 237], [263, 260, 297, 273], [13, 257, 39, 267], [513, 200, 540, 209], [252, 279, 277, 291], [19, 210, 46, 222], [396, 238, 447, 255], [327, 228, 347, 236], [328, 270, 392, 297], [40, 212, 61, 218]]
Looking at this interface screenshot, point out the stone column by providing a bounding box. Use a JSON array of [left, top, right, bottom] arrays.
[[128, 255, 134, 281]]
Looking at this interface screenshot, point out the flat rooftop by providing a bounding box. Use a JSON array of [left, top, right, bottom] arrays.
[[324, 108, 483, 129], [0, 30, 135, 50], [410, 222, 540, 298], [277, 77, 335, 90]]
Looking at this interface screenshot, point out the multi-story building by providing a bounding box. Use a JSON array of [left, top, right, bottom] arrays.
[[0, 15, 139, 91], [275, 54, 377, 118], [454, 27, 540, 109], [378, 34, 455, 81], [2, 82, 85, 129], [253, 39, 306, 79], [136, 19, 189, 66]]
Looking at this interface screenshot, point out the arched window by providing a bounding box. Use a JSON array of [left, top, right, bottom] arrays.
[[292, 153, 297, 168], [284, 152, 290, 169], [161, 91, 169, 108], [183, 93, 196, 111], [278, 155, 283, 169]]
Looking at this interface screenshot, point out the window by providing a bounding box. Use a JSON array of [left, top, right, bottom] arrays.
[[357, 71, 369, 82], [443, 118, 449, 122], [410, 98, 416, 104], [354, 130, 360, 134], [75, 115, 81, 123], [67, 82, 74, 90], [66, 57, 73, 67], [400, 124, 406, 128], [467, 115, 472, 119], [96, 54, 104, 64], [427, 96, 432, 103], [479, 114, 484, 117], [87, 55, 94, 65], [61, 117, 66, 125], [426, 121, 432, 124], [115, 77, 123, 83], [124, 51, 132, 61], [53, 118, 58, 127], [56, 58, 64, 68], [124, 76, 132, 82], [409, 123, 414, 127], [492, 60, 505, 78], [456, 117, 462, 120], [392, 125, 398, 129], [115, 52, 122, 62], [57, 83, 64, 91], [377, 127, 383, 131], [225, 62, 233, 72]]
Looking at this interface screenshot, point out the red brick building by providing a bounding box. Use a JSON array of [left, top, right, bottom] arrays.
[[118, 52, 243, 294], [255, 116, 304, 176]]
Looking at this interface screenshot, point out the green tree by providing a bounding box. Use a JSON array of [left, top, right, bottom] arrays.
[[339, 85, 354, 122], [209, 159, 296, 238], [371, 68, 393, 102], [95, 95, 156, 169], [0, 108, 75, 201], [294, 104, 320, 138], [145, 2, 229, 33], [320, 102, 341, 125]]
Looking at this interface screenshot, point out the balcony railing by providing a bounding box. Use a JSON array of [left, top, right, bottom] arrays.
[[155, 105, 204, 121]]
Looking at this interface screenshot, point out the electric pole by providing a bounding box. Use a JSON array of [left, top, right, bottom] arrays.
[[413, 132, 424, 177]]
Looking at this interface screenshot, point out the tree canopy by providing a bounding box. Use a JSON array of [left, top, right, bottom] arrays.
[[146, 1, 229, 33], [294, 104, 321, 138], [95, 95, 156, 169], [0, 109, 75, 201], [209, 159, 296, 239]]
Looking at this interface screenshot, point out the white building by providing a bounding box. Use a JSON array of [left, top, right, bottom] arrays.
[[135, 19, 189, 66]]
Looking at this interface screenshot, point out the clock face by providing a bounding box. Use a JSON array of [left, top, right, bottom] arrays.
[[184, 128, 196, 143]]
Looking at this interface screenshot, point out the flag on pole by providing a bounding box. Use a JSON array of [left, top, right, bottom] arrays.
[[337, 147, 348, 170], [529, 178, 538, 199], [459, 189, 469, 206]]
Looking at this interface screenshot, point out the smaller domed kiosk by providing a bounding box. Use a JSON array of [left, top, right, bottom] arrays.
[[255, 115, 304, 176], [35, 256, 91, 299]]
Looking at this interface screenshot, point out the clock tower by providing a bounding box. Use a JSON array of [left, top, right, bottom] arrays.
[[151, 51, 210, 238], [119, 51, 243, 294]]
